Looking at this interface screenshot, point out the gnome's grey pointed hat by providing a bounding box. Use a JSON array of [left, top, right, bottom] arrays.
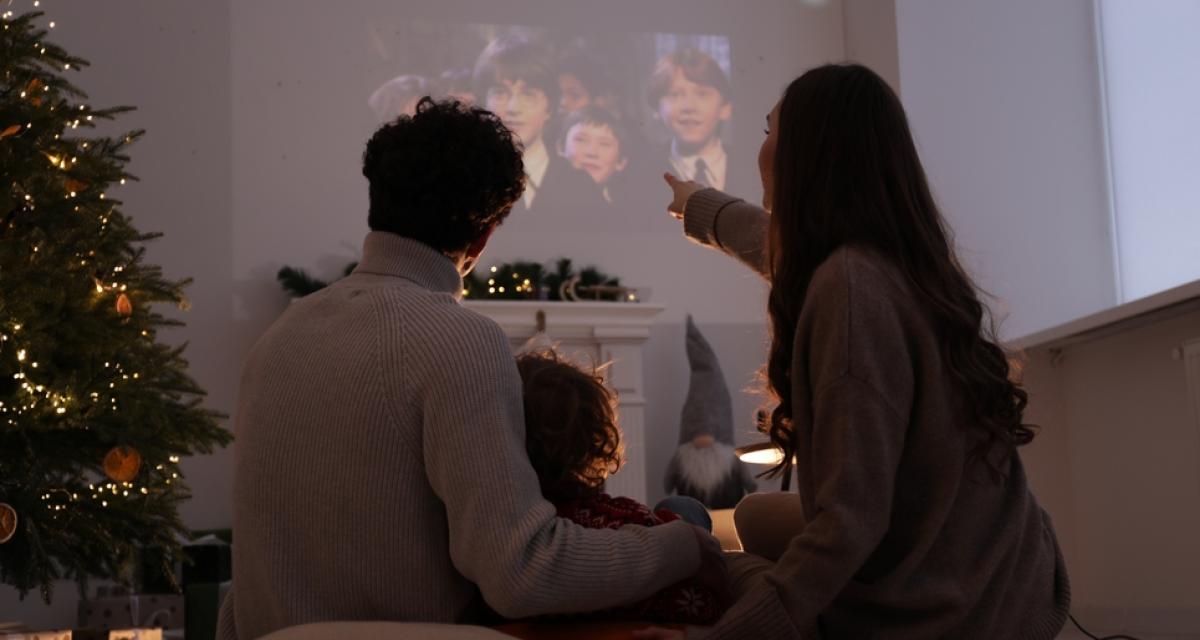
[[679, 315, 734, 445]]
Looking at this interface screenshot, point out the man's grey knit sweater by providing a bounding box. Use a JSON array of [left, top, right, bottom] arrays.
[[218, 232, 700, 639]]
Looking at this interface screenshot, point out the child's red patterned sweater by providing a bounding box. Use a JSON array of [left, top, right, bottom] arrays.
[[553, 492, 723, 625]]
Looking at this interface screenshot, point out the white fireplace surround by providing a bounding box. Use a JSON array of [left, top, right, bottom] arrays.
[[464, 300, 665, 503]]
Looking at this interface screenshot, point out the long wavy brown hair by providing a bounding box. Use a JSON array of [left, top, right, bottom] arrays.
[[764, 64, 1035, 481]]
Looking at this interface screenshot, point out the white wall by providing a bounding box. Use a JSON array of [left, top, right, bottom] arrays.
[[842, 0, 899, 92], [1022, 310, 1200, 636], [895, 0, 1117, 341], [225, 0, 846, 498], [1098, 0, 1200, 303], [2, 0, 849, 626]]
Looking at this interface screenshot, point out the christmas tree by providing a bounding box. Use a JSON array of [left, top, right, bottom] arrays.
[[0, 10, 231, 601]]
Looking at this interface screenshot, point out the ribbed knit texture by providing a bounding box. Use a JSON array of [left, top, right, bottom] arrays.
[[684, 189, 1071, 640], [219, 231, 700, 639]]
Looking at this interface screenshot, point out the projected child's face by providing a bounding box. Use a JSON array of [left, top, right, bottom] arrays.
[[563, 122, 627, 185], [658, 68, 732, 152], [485, 78, 552, 147], [558, 73, 591, 114]]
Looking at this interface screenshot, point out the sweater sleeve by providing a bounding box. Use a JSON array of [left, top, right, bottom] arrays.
[[693, 378, 906, 639], [418, 319, 701, 619], [683, 188, 771, 277]]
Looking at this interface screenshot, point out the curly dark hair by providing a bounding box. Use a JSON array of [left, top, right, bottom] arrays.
[[361, 97, 525, 253], [765, 64, 1036, 482], [516, 351, 624, 499]]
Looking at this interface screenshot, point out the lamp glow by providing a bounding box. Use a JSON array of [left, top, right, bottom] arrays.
[[735, 441, 784, 465]]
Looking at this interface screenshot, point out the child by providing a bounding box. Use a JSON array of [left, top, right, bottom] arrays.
[[559, 106, 629, 205], [515, 350, 723, 625], [647, 48, 733, 191], [473, 36, 602, 216]]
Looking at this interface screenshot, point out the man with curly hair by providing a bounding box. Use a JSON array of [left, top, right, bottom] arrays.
[[221, 98, 726, 639]]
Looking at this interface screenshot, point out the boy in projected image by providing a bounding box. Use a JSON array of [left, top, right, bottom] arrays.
[[557, 47, 620, 116], [648, 48, 733, 191], [559, 106, 630, 206], [474, 36, 603, 217], [367, 74, 428, 124], [437, 67, 476, 104]]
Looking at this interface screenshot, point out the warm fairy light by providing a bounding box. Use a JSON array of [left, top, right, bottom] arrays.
[[490, 266, 497, 273], [16, 350, 26, 362]]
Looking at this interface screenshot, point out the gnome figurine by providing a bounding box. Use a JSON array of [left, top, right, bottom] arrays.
[[664, 315, 757, 509]]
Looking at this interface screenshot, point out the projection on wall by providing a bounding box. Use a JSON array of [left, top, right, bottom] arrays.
[[365, 23, 743, 234]]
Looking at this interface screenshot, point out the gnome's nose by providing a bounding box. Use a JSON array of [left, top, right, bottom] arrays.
[[692, 434, 715, 449]]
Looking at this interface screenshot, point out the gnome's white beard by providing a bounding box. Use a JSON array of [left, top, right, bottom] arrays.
[[675, 441, 738, 496]]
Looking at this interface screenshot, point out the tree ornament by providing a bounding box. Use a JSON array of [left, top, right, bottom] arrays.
[[1, 124, 20, 138], [115, 293, 133, 316], [66, 178, 88, 193], [27, 79, 45, 106], [103, 445, 142, 483], [0, 503, 17, 544]]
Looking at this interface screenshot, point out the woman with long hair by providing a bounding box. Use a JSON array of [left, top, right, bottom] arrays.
[[644, 64, 1070, 639]]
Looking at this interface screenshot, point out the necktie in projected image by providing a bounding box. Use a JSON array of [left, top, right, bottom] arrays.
[[522, 175, 538, 210], [693, 158, 711, 188]]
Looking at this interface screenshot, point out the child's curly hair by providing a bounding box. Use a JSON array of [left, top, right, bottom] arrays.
[[516, 351, 624, 499]]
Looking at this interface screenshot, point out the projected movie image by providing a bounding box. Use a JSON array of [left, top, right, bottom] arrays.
[[367, 24, 736, 232]]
